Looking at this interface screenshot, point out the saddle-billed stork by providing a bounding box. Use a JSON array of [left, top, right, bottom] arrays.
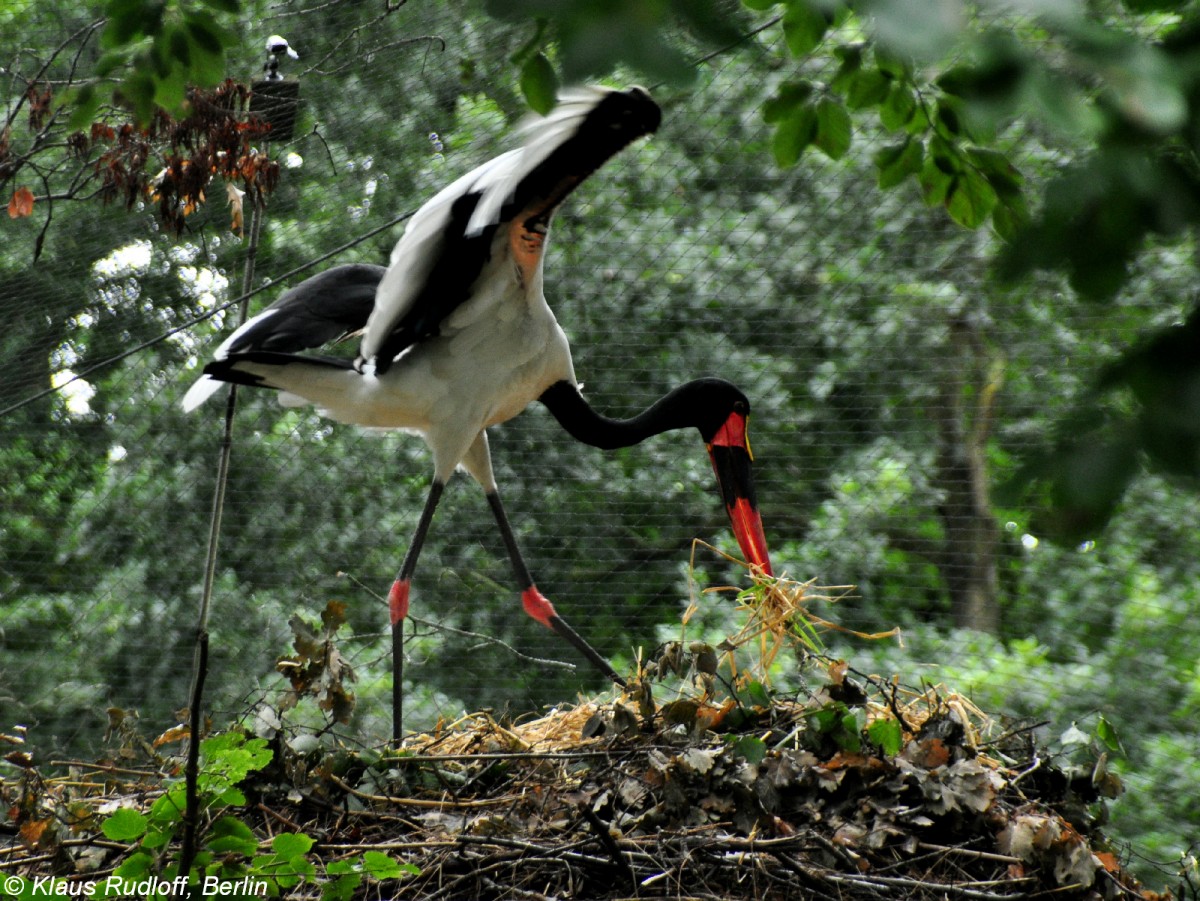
[[183, 86, 772, 740]]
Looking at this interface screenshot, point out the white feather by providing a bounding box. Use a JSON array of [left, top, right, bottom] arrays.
[[180, 308, 283, 411], [360, 86, 622, 365]]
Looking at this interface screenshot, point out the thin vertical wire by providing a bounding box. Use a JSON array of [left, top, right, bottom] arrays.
[[178, 192, 265, 887]]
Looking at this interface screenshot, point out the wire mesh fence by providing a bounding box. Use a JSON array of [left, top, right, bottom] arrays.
[[1, 1, 1197, 876]]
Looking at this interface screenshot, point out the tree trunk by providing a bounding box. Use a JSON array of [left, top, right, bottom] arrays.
[[931, 314, 1002, 633]]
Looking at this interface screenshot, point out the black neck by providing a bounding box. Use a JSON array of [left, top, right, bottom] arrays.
[[538, 379, 744, 449]]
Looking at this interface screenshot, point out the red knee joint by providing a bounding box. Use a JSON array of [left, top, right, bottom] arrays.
[[521, 586, 558, 628], [389, 579, 411, 625]]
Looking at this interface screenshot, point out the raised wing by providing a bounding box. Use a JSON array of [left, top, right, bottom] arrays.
[[359, 86, 661, 373], [182, 262, 385, 410]]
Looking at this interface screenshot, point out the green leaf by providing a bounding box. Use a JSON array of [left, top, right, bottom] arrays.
[[362, 850, 412, 879], [67, 82, 102, 132], [867, 717, 904, 756], [762, 81, 813, 124], [918, 145, 957, 206], [1121, 0, 1187, 11], [113, 851, 155, 879], [841, 66, 890, 110], [209, 816, 259, 856], [122, 69, 158, 125], [1096, 715, 1122, 752], [729, 734, 767, 765], [141, 825, 174, 849], [740, 680, 772, 708], [742, 0, 778, 10], [879, 83, 916, 131], [273, 831, 316, 859], [966, 147, 1022, 195], [875, 136, 924, 189], [772, 104, 817, 167], [217, 787, 248, 806], [321, 872, 362, 901], [167, 26, 191, 67], [152, 60, 189, 117], [94, 49, 129, 78], [934, 98, 963, 138], [183, 10, 225, 55], [102, 807, 149, 841], [102, 0, 152, 49], [520, 53, 559, 115], [946, 169, 997, 228], [781, 1, 828, 57], [814, 97, 852, 160], [990, 196, 1027, 241]]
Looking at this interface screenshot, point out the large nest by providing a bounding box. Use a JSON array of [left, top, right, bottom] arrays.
[[0, 575, 1172, 900]]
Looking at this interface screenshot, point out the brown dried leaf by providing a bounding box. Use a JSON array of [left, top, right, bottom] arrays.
[[904, 736, 951, 769], [8, 186, 34, 218], [19, 817, 52, 849], [152, 724, 191, 747]]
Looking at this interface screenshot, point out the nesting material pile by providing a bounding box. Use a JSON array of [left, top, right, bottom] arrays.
[[0, 573, 1165, 900]]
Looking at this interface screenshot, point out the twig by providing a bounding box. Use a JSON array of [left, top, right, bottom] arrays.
[[579, 804, 636, 890], [324, 771, 523, 809]]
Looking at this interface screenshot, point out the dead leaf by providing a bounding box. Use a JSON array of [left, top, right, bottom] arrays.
[[153, 724, 191, 747], [904, 736, 951, 769], [226, 181, 245, 236], [679, 747, 719, 775], [617, 777, 648, 807], [828, 659, 848, 685], [8, 186, 34, 218], [19, 817, 52, 849]]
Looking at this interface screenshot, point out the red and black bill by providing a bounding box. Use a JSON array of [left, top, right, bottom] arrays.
[[707, 411, 773, 576]]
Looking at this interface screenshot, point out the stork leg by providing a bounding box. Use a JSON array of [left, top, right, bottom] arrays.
[[388, 480, 445, 745], [485, 490, 627, 688]]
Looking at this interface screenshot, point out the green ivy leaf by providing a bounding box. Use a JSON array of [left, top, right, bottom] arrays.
[[519, 52, 559, 115], [102, 807, 149, 842]]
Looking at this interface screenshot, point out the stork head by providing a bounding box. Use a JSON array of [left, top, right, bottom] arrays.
[[694, 381, 773, 577]]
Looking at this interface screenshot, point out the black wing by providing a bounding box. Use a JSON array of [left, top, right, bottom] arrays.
[[226, 262, 386, 355], [362, 86, 661, 373]]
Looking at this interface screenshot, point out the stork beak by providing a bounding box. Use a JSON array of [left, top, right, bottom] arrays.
[[706, 411, 773, 576]]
